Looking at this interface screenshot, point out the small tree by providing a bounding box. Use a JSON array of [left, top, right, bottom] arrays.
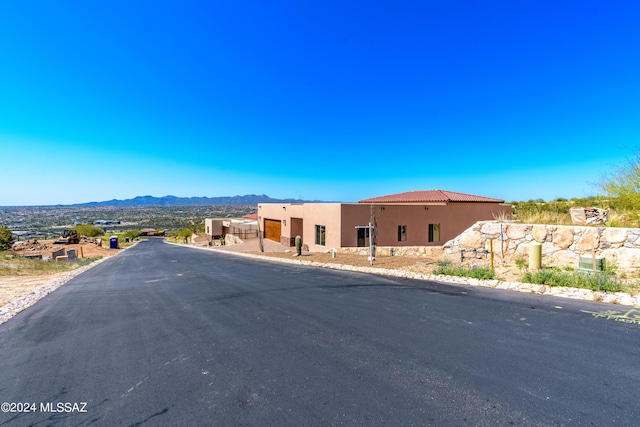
[[177, 228, 193, 243], [600, 150, 640, 210], [125, 230, 141, 240], [0, 226, 15, 250], [75, 223, 105, 237]]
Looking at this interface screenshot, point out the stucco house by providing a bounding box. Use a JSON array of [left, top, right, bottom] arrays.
[[204, 216, 259, 240], [258, 190, 512, 252]]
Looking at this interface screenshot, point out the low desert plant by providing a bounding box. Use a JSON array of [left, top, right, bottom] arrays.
[[0, 252, 101, 276], [433, 260, 495, 280], [74, 223, 105, 237], [521, 267, 624, 292]]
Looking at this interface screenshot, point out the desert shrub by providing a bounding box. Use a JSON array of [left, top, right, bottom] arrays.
[[0, 253, 102, 276], [75, 223, 105, 237], [0, 226, 15, 250], [176, 228, 193, 243], [521, 267, 624, 292], [124, 230, 141, 240], [433, 260, 495, 280]]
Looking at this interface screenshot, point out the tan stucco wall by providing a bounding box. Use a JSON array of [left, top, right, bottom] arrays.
[[204, 218, 224, 237], [259, 203, 343, 250], [259, 202, 511, 252], [344, 203, 511, 247]]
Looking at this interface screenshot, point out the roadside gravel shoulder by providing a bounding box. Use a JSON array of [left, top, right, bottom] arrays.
[[0, 242, 139, 326], [0, 257, 111, 325]]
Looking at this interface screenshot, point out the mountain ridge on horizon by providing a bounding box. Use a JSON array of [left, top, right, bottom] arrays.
[[66, 194, 325, 207]]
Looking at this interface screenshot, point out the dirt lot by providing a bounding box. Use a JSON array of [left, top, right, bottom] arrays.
[[0, 240, 119, 307], [10, 238, 117, 260], [246, 250, 522, 282]]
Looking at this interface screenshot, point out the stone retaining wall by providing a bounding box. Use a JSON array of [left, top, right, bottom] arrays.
[[340, 246, 444, 258], [444, 221, 640, 274]]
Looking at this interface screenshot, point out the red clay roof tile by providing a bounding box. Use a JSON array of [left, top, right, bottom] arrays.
[[358, 190, 504, 204]]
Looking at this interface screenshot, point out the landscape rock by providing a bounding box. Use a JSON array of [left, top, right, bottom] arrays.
[[506, 224, 527, 240], [603, 228, 628, 245], [531, 226, 548, 243], [552, 228, 574, 249]]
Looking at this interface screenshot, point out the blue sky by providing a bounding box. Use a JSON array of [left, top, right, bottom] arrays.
[[1, 1, 639, 206]]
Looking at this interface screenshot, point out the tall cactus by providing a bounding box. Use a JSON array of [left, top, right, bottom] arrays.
[[295, 235, 302, 256]]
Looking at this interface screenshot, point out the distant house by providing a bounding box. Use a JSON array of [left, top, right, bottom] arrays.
[[140, 228, 157, 236], [258, 190, 511, 251], [204, 217, 259, 240]]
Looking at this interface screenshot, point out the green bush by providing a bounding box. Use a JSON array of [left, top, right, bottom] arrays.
[[433, 261, 495, 280], [521, 267, 624, 292], [124, 230, 141, 240], [0, 226, 15, 250], [74, 223, 105, 237], [176, 228, 193, 243]]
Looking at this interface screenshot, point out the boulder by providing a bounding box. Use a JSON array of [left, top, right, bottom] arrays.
[[480, 222, 503, 237], [531, 225, 548, 243], [506, 224, 527, 240], [459, 231, 484, 248], [602, 247, 640, 273], [549, 251, 579, 268], [603, 228, 628, 245], [575, 228, 599, 252], [552, 227, 574, 250]]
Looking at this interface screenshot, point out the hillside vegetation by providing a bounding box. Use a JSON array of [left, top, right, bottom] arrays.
[[510, 196, 640, 228]]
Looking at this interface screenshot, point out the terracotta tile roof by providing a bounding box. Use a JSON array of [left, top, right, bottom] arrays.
[[359, 190, 505, 204], [243, 213, 258, 219]]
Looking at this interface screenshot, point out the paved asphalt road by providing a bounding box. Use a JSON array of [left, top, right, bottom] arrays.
[[1, 238, 639, 426]]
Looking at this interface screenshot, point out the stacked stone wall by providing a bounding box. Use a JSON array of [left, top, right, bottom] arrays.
[[340, 246, 444, 258], [444, 221, 640, 274]]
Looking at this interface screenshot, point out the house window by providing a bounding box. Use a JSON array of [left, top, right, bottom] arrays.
[[398, 225, 407, 242], [428, 224, 440, 242], [357, 228, 370, 247], [206, 226, 210, 234], [315, 225, 326, 246]]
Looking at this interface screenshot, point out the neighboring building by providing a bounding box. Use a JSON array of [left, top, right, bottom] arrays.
[[204, 218, 225, 239], [140, 228, 157, 236], [258, 190, 511, 251], [204, 217, 259, 240]]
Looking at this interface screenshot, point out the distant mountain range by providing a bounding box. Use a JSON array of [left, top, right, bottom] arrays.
[[71, 194, 317, 207]]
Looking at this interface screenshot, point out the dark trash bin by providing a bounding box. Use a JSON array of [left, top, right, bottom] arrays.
[[110, 236, 119, 249]]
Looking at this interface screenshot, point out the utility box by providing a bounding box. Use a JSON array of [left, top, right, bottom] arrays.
[[578, 255, 604, 274], [109, 236, 119, 249]]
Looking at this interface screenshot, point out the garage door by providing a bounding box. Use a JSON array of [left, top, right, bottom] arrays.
[[264, 219, 282, 242]]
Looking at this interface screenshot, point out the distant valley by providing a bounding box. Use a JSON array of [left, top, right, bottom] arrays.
[[70, 194, 318, 207], [1, 194, 323, 240]]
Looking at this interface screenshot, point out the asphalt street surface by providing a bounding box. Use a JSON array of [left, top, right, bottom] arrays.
[[0, 238, 639, 426]]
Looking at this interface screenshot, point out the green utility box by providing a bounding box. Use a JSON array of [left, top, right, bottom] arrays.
[[578, 255, 604, 274]]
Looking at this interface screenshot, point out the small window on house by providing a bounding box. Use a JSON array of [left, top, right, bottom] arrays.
[[398, 225, 407, 242], [315, 225, 326, 246], [428, 224, 440, 242], [206, 226, 210, 234], [357, 227, 370, 247]]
